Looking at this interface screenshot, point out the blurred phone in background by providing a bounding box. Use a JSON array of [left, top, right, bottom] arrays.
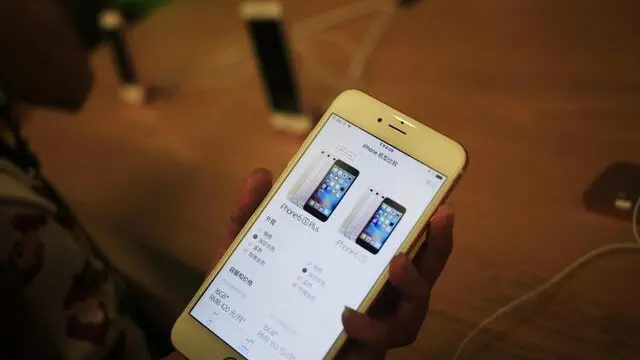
[[240, 1, 312, 134]]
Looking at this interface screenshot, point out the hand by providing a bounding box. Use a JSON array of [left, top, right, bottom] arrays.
[[338, 205, 454, 359], [217, 168, 454, 359]]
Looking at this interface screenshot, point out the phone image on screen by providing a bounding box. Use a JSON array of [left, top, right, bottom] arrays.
[[341, 189, 385, 240], [339, 188, 376, 235], [288, 150, 336, 208], [355, 198, 406, 254], [302, 160, 359, 222]]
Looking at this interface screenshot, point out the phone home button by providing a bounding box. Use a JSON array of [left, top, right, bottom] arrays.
[[222, 357, 237, 360]]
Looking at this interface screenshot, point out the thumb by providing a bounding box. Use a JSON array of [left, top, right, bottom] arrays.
[[228, 168, 273, 240], [211, 168, 272, 272], [418, 204, 454, 287]]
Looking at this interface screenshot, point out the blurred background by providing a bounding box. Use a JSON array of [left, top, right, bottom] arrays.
[[21, 0, 640, 359]]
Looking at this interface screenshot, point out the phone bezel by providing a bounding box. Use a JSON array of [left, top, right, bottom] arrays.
[[171, 89, 468, 360]]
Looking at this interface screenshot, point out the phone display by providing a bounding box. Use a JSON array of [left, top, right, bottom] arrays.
[[303, 160, 359, 222], [355, 198, 406, 254], [189, 114, 447, 360]]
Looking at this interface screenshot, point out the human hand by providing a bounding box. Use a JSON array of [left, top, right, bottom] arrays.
[[337, 205, 454, 359], [215, 168, 454, 360]]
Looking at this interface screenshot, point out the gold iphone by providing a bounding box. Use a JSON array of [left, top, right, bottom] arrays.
[[172, 90, 467, 360]]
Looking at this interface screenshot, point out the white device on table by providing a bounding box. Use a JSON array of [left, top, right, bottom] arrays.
[[172, 90, 467, 360]]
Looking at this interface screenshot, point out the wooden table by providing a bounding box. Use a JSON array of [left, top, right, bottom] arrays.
[[24, 0, 640, 358]]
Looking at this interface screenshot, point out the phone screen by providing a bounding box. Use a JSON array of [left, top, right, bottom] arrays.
[[303, 160, 359, 222], [190, 114, 446, 360], [356, 199, 406, 254]]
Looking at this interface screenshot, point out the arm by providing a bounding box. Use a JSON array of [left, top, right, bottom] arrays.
[[0, 0, 92, 111]]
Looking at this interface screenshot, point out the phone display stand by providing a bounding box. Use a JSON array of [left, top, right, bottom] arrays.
[[98, 9, 147, 105]]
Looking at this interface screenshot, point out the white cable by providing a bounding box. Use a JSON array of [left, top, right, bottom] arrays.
[[344, 7, 395, 88], [452, 196, 640, 360], [634, 195, 640, 243], [295, 3, 395, 95], [291, 0, 391, 38]]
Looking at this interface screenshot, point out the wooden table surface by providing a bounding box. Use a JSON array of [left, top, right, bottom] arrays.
[[24, 0, 640, 359]]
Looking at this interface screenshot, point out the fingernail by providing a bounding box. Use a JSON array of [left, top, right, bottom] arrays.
[[445, 212, 454, 227], [432, 204, 454, 227], [390, 253, 410, 279], [247, 168, 272, 185], [342, 306, 357, 318], [394, 253, 409, 267], [441, 204, 454, 220]]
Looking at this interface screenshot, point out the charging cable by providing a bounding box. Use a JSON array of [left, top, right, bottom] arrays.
[[452, 196, 640, 360]]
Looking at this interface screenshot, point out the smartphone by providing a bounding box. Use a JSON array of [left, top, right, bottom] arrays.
[[240, 1, 312, 134], [172, 90, 467, 360], [302, 160, 359, 222], [355, 198, 406, 254]]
